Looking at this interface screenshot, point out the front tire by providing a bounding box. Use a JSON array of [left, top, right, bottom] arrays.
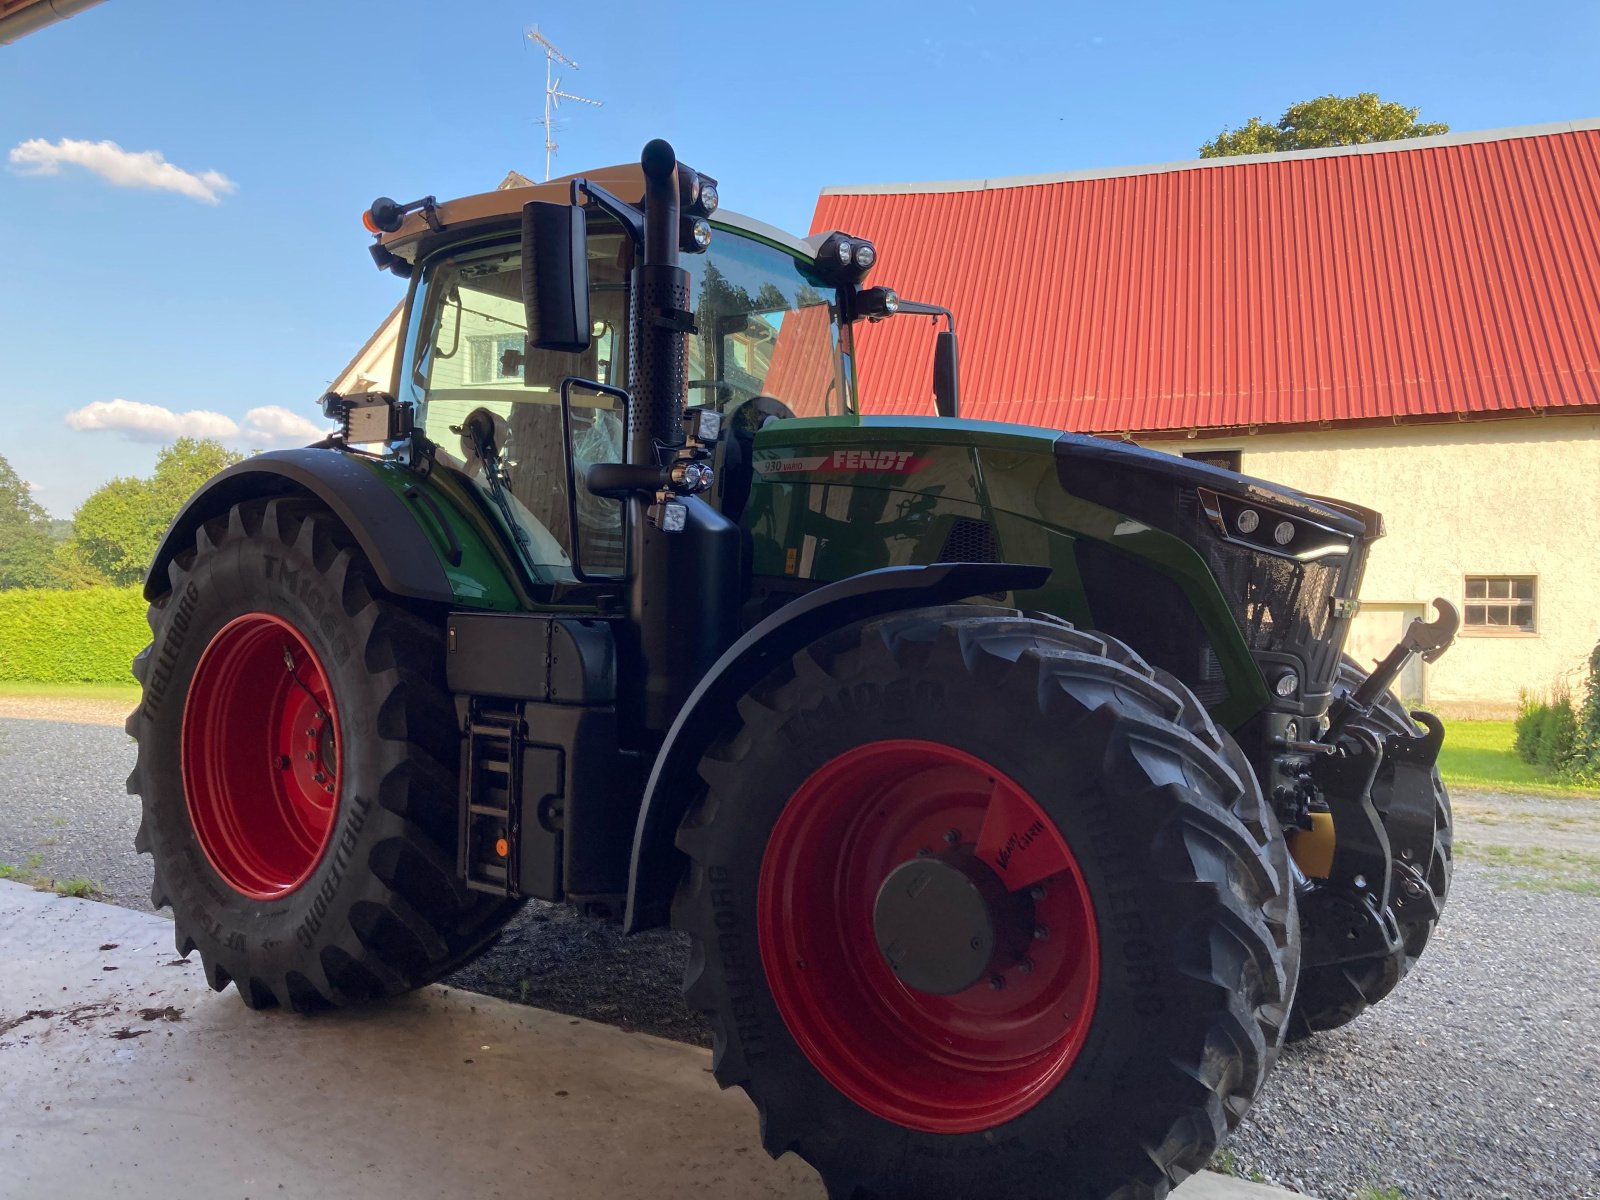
[[673, 608, 1296, 1199], [127, 498, 518, 1010]]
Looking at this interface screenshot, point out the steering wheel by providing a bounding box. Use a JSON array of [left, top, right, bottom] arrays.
[[731, 394, 797, 434]]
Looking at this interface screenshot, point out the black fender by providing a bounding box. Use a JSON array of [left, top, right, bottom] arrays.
[[143, 448, 454, 604], [622, 560, 1051, 933]]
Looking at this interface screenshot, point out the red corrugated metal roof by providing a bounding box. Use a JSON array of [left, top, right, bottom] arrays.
[[812, 123, 1600, 434]]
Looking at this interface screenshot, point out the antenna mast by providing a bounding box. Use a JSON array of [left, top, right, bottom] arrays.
[[527, 27, 602, 182]]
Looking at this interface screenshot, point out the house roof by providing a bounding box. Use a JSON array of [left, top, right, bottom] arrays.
[[813, 119, 1600, 435]]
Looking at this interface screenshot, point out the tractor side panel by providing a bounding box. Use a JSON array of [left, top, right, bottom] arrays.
[[739, 422, 1267, 728]]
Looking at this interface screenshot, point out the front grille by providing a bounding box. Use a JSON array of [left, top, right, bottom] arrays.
[[1203, 540, 1345, 687], [1177, 492, 1359, 697]]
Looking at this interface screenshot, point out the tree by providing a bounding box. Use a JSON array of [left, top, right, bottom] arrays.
[[0, 452, 60, 589], [1200, 93, 1449, 158], [65, 438, 244, 586]]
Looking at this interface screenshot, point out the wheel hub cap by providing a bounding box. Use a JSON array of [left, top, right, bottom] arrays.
[[873, 851, 1032, 996], [757, 739, 1100, 1134], [181, 613, 342, 901]]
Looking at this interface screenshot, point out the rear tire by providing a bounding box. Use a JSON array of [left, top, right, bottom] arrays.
[[127, 498, 519, 1010], [1286, 658, 1453, 1040], [673, 608, 1296, 1199]]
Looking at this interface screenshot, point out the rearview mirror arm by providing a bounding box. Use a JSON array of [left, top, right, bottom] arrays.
[[569, 178, 645, 250]]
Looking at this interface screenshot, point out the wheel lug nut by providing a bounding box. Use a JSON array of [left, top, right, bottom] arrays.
[[313, 772, 326, 784], [304, 752, 316, 762], [1030, 885, 1047, 901], [916, 847, 931, 857], [969, 937, 982, 951], [943, 828, 961, 846], [1034, 925, 1050, 941], [277, 755, 291, 770], [305, 728, 316, 738], [1017, 959, 1034, 975], [988, 974, 1006, 991]]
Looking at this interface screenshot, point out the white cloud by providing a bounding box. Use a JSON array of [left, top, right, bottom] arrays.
[[65, 398, 331, 448], [9, 137, 236, 204], [66, 398, 239, 442], [242, 406, 330, 445]]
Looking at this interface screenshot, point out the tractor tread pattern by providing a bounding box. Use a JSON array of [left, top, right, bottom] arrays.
[[127, 499, 516, 1012], [674, 607, 1296, 1200]]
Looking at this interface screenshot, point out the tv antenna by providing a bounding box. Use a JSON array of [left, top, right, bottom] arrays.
[[527, 27, 602, 181]]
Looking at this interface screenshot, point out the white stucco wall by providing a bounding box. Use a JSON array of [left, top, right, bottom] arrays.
[[1155, 415, 1600, 713]]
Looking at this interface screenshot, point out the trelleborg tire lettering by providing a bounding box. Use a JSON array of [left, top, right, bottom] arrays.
[[672, 606, 1297, 1199], [126, 497, 519, 1010]]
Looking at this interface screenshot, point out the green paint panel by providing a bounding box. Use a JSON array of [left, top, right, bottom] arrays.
[[352, 457, 528, 611], [741, 417, 1270, 725]]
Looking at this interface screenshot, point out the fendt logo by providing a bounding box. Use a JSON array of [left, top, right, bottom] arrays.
[[754, 449, 929, 477]]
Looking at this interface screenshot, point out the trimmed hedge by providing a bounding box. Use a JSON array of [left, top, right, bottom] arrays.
[[0, 586, 149, 685], [1515, 641, 1600, 783], [1514, 696, 1577, 769], [1572, 642, 1600, 784]]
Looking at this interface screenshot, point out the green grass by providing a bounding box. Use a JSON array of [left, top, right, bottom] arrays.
[[0, 854, 105, 900], [1456, 841, 1600, 896], [1438, 721, 1598, 798], [1206, 1148, 1265, 1182], [1356, 1188, 1407, 1200], [0, 681, 142, 702]]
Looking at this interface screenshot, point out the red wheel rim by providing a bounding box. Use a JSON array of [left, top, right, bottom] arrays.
[[181, 613, 342, 901], [757, 740, 1099, 1134]]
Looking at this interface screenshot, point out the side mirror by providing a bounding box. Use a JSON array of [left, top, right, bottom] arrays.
[[521, 200, 591, 357], [933, 329, 960, 418]]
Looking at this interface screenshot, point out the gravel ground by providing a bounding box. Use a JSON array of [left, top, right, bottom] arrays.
[[3, 715, 1597, 1198], [0, 717, 154, 910]]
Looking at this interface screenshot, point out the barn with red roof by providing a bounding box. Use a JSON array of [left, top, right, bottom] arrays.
[[814, 119, 1600, 712]]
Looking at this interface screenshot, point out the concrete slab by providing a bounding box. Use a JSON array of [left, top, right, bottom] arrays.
[[0, 882, 1306, 1199]]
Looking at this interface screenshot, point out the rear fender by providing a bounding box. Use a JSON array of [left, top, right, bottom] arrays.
[[143, 448, 524, 610], [622, 561, 1050, 933]]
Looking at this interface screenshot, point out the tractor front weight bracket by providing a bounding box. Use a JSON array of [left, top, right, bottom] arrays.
[[1301, 725, 1405, 969]]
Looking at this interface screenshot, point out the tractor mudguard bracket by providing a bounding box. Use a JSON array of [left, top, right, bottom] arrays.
[[621, 561, 1051, 933]]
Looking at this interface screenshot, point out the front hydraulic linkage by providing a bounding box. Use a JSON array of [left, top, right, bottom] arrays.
[[1300, 598, 1460, 968]]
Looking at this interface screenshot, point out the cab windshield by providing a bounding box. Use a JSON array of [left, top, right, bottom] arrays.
[[399, 222, 841, 578]]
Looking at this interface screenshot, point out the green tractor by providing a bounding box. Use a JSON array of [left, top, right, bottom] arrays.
[[128, 139, 1456, 1198]]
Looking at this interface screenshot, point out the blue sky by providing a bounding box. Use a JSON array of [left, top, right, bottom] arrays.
[[2, 0, 1598, 516]]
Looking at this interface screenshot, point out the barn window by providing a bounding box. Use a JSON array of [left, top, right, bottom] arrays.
[[1464, 576, 1537, 633]]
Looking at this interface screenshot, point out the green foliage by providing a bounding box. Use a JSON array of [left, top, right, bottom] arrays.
[[64, 437, 242, 586], [0, 585, 149, 685], [1516, 654, 1600, 783], [1571, 641, 1600, 782], [1200, 92, 1449, 158], [0, 854, 105, 899], [1514, 695, 1577, 769], [0, 452, 62, 590]]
